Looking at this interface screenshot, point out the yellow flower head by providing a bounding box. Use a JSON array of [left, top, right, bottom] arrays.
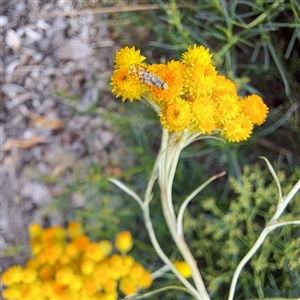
[[21, 268, 37, 284], [213, 75, 240, 123], [114, 46, 146, 69], [99, 239, 113, 257], [67, 221, 83, 239], [160, 97, 191, 132], [39, 265, 55, 281], [240, 94, 269, 125], [41, 225, 66, 246], [115, 231, 133, 254], [94, 263, 112, 284], [181, 44, 213, 66], [81, 278, 99, 295], [138, 271, 153, 288], [174, 260, 192, 278], [72, 235, 90, 252], [55, 267, 74, 285], [191, 96, 217, 134], [2, 286, 22, 299], [148, 60, 184, 103], [84, 242, 106, 262], [119, 277, 137, 296], [183, 64, 218, 99], [1, 265, 23, 285], [44, 243, 64, 265], [222, 113, 254, 142], [110, 45, 269, 141], [29, 223, 43, 238], [80, 258, 95, 275], [111, 67, 148, 102]]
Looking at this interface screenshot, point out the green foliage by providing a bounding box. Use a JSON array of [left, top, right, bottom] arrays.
[[185, 164, 300, 299]]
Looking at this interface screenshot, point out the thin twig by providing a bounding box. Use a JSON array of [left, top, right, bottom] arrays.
[[38, 4, 191, 19]]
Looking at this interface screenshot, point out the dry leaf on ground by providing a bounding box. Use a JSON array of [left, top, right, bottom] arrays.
[[29, 113, 64, 130], [3, 135, 46, 150]]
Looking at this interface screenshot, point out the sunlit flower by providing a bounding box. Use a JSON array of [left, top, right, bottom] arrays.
[[183, 64, 217, 99], [107, 254, 123, 280], [114, 46, 146, 68], [21, 268, 37, 284], [69, 275, 83, 292], [99, 239, 113, 257], [67, 221, 83, 239], [28, 223, 43, 238], [181, 44, 213, 66], [66, 242, 80, 258], [149, 60, 184, 103], [138, 271, 153, 288], [39, 264, 55, 280], [81, 277, 99, 295], [55, 267, 74, 285], [240, 94, 269, 125], [94, 263, 112, 283], [129, 262, 145, 281], [2, 286, 22, 299], [84, 242, 106, 262], [160, 97, 191, 132], [115, 231, 133, 254], [80, 259, 95, 275], [102, 279, 117, 293], [213, 75, 240, 123], [41, 226, 65, 246], [111, 67, 149, 102], [72, 235, 90, 252], [119, 277, 137, 296], [1, 265, 23, 285], [222, 113, 254, 142], [174, 260, 192, 278], [30, 236, 43, 255], [191, 96, 217, 134]]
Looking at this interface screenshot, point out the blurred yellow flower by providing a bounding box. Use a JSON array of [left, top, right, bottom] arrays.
[[1, 265, 23, 285], [174, 260, 192, 278], [28, 223, 43, 238], [115, 231, 133, 254], [67, 221, 83, 239]]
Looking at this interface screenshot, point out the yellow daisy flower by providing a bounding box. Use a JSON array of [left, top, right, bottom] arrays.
[[222, 113, 254, 142], [114, 46, 146, 69], [240, 94, 269, 125], [160, 97, 191, 132], [115, 231, 133, 254], [111, 67, 148, 102], [148, 60, 184, 103], [181, 44, 213, 66], [174, 260, 192, 278], [183, 64, 218, 99], [191, 96, 217, 134], [213, 75, 240, 123]]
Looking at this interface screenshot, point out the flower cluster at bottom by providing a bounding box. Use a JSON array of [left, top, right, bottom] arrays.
[[1, 222, 152, 300]]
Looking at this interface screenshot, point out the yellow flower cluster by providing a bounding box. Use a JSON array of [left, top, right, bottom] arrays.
[[1, 223, 152, 300], [110, 45, 269, 142]]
